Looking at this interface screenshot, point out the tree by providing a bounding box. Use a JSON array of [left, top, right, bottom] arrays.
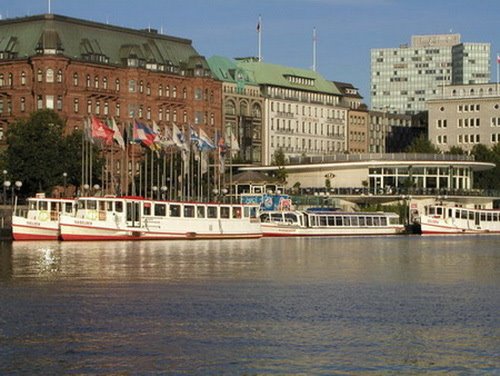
[[5, 110, 99, 197], [447, 146, 465, 155], [404, 135, 440, 154], [471, 144, 500, 190], [272, 148, 288, 183]]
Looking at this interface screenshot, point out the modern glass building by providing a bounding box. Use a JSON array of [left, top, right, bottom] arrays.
[[371, 34, 490, 114]]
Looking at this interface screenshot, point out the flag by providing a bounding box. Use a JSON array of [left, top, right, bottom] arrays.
[[228, 128, 240, 154], [217, 131, 227, 172], [109, 117, 125, 150], [133, 120, 160, 150], [83, 117, 94, 144], [256, 20, 260, 32], [199, 128, 216, 151], [497, 54, 500, 64], [160, 125, 175, 149], [172, 123, 187, 150], [91, 116, 114, 144]]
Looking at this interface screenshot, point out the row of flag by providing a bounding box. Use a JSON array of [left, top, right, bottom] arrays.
[[85, 116, 240, 157]]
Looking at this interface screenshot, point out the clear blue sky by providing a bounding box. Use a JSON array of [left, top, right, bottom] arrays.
[[3, 0, 500, 105]]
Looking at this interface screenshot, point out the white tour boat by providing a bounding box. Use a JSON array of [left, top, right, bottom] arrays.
[[12, 194, 76, 240], [419, 204, 500, 235], [259, 208, 405, 237], [59, 196, 262, 241]]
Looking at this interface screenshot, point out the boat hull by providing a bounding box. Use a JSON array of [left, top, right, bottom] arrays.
[[11, 217, 60, 241], [420, 215, 500, 235], [261, 225, 405, 237]]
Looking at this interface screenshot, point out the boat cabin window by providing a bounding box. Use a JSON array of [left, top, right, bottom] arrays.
[[455, 210, 460, 219], [335, 216, 342, 226], [155, 203, 166, 217], [232, 207, 242, 219], [351, 217, 359, 227], [469, 211, 474, 220], [327, 216, 335, 226], [389, 217, 399, 225], [197, 206, 205, 218], [271, 213, 283, 222], [284, 213, 298, 224], [207, 206, 217, 218], [428, 207, 435, 215], [380, 217, 387, 226], [448, 209, 453, 218], [50, 202, 58, 212], [64, 202, 73, 213], [436, 207, 443, 216], [480, 213, 486, 221], [115, 201, 123, 213], [494, 213, 498, 222], [461, 210, 467, 219], [220, 207, 230, 219], [86, 200, 97, 210], [373, 217, 380, 226], [106, 201, 113, 211], [366, 217, 373, 226], [30, 201, 38, 210], [359, 217, 366, 226], [184, 205, 195, 218], [170, 204, 181, 217], [143, 203, 152, 216], [249, 207, 258, 218], [487, 213, 492, 222], [260, 213, 270, 222], [98, 201, 105, 211], [317, 216, 326, 226], [343, 216, 350, 226]]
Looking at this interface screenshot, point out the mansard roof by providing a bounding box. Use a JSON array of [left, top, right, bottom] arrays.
[[0, 13, 209, 72]]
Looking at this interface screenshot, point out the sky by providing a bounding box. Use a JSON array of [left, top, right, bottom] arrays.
[[2, 0, 500, 105]]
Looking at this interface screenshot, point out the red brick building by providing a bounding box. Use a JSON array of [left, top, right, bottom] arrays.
[[0, 13, 222, 142]]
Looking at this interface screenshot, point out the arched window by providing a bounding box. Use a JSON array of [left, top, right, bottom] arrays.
[[56, 69, 63, 83], [115, 78, 120, 92], [37, 69, 43, 82], [73, 72, 78, 86], [8, 73, 13, 86], [0, 74, 4, 86], [158, 84, 163, 96], [46, 68, 54, 83], [146, 83, 151, 96], [21, 72, 26, 86], [166, 85, 170, 97], [183, 110, 187, 123], [182, 87, 187, 99], [172, 86, 177, 98], [86, 75, 91, 87], [139, 80, 144, 93], [115, 103, 120, 117], [103, 77, 108, 89], [94, 76, 99, 89]]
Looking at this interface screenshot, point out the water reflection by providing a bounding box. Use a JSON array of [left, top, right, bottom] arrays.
[[2, 236, 499, 285], [0, 236, 499, 374]]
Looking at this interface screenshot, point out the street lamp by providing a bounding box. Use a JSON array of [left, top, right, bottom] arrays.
[[93, 184, 100, 196], [152, 185, 158, 200], [160, 185, 168, 200], [13, 181, 22, 207], [83, 183, 90, 197], [62, 172, 67, 197], [3, 180, 11, 207]]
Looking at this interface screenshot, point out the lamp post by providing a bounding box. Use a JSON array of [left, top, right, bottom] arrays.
[[152, 185, 158, 200], [93, 184, 100, 196], [13, 181, 22, 207], [83, 183, 90, 197], [160, 185, 168, 201], [62, 172, 67, 197], [2, 170, 7, 205], [3, 180, 11, 207]]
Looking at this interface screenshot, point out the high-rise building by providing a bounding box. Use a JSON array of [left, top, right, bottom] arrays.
[[371, 34, 490, 114]]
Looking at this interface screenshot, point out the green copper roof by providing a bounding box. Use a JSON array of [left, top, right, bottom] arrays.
[[0, 14, 208, 70], [236, 59, 341, 95], [207, 55, 257, 85]]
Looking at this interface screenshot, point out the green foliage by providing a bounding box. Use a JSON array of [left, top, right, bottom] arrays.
[[5, 110, 101, 197], [271, 148, 288, 183], [405, 135, 440, 154], [447, 146, 465, 155], [471, 144, 500, 190]]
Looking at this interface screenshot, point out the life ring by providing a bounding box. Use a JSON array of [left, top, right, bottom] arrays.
[[38, 211, 49, 222]]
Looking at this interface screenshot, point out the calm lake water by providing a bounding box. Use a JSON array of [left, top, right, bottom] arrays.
[[0, 236, 499, 375]]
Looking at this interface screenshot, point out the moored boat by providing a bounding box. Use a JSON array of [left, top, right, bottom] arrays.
[[259, 209, 405, 237], [59, 196, 262, 240], [12, 194, 76, 240], [419, 204, 500, 235]]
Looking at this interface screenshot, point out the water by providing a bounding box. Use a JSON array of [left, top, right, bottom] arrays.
[[0, 236, 499, 374]]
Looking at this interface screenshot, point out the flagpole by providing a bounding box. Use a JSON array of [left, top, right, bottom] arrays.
[[258, 15, 262, 62], [497, 53, 499, 94], [312, 27, 317, 72]]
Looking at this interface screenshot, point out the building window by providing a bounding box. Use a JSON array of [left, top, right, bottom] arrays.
[[46, 95, 54, 109], [115, 79, 120, 92], [73, 72, 78, 86], [159, 108, 163, 121], [94, 76, 99, 89], [128, 80, 136, 93], [45, 69, 54, 83], [20, 97, 26, 112], [147, 107, 151, 120], [74, 98, 79, 113], [37, 69, 43, 82], [183, 87, 187, 99], [8, 73, 13, 86], [95, 101, 100, 114], [57, 70, 63, 83], [104, 101, 109, 115], [87, 100, 92, 114], [0, 74, 3, 86], [146, 83, 151, 96], [139, 81, 144, 93], [172, 86, 177, 98], [103, 77, 108, 89], [195, 88, 203, 100], [86, 75, 91, 87], [166, 109, 170, 121], [166, 85, 170, 97], [158, 84, 163, 96], [173, 110, 177, 122], [57, 96, 63, 111], [210, 113, 214, 126], [21, 72, 26, 86], [115, 103, 120, 117]]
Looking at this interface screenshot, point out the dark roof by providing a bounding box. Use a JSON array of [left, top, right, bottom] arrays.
[[332, 81, 363, 99], [232, 171, 276, 184], [0, 13, 208, 71]]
